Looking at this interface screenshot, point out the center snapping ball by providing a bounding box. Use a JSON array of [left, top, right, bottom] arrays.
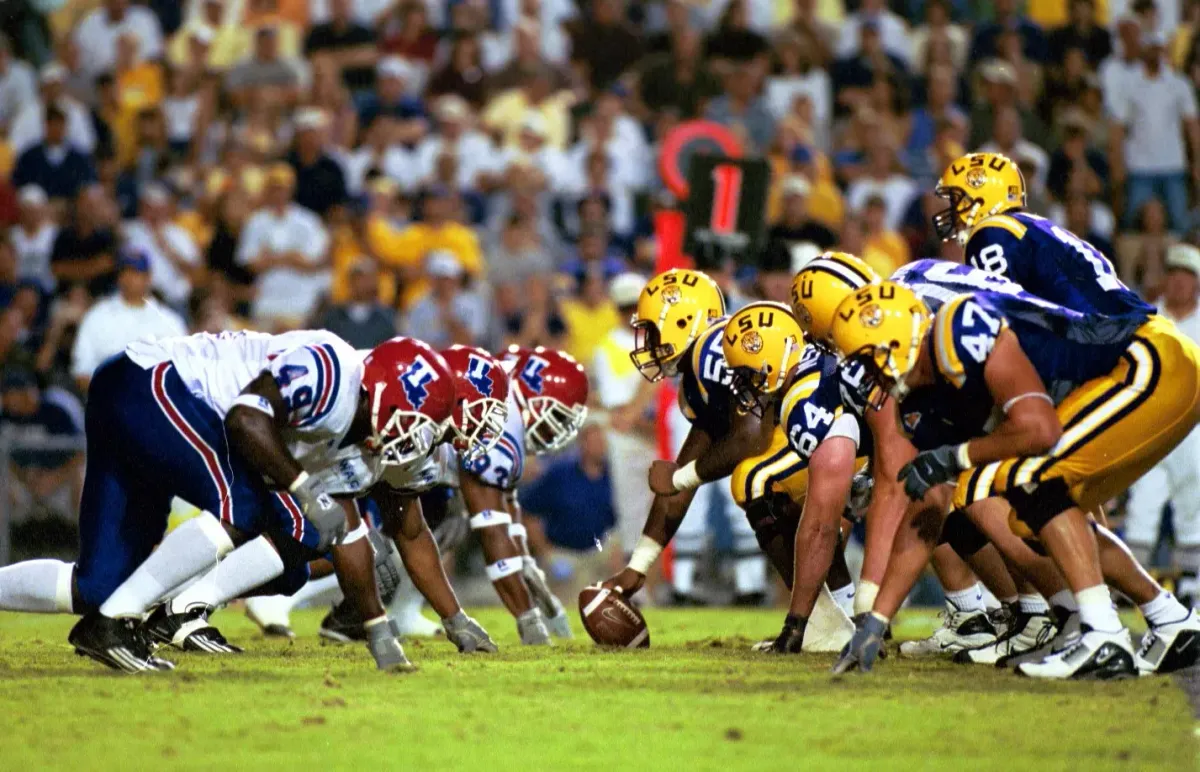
[[578, 585, 650, 648]]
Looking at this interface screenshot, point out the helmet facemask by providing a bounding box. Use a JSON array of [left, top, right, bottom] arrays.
[[522, 396, 588, 455], [932, 184, 979, 244], [630, 319, 679, 382], [451, 395, 508, 463], [366, 382, 441, 470]]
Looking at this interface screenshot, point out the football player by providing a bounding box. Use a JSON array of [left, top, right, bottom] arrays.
[[829, 282, 1200, 678], [601, 270, 854, 650]]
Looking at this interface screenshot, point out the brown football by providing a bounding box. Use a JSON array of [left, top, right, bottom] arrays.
[[578, 585, 650, 648]]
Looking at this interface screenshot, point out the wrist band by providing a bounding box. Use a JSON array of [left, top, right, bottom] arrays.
[[232, 393, 275, 417], [671, 461, 702, 492], [955, 443, 972, 470], [627, 535, 664, 574], [288, 471, 310, 493]]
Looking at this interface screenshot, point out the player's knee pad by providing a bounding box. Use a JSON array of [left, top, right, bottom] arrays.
[[485, 557, 524, 582], [939, 509, 989, 559], [469, 509, 513, 531], [1006, 479, 1076, 536]]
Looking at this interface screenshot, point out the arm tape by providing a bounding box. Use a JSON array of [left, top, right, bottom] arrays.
[[627, 535, 664, 574], [671, 461, 702, 492], [1001, 392, 1054, 413], [232, 393, 275, 418], [338, 520, 369, 545], [469, 509, 513, 529]]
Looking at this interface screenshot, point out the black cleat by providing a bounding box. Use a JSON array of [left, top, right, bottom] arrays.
[[319, 600, 366, 643], [144, 604, 243, 654], [69, 612, 175, 673], [733, 592, 768, 607]]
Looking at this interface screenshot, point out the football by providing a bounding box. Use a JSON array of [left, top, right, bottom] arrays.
[[578, 585, 650, 648]]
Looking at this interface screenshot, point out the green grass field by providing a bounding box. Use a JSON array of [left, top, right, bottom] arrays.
[[0, 607, 1194, 771]]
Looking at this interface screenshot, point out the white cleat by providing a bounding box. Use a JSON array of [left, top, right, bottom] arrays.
[[1134, 609, 1200, 676], [954, 613, 1055, 665], [1016, 627, 1136, 680], [391, 608, 442, 638], [899, 604, 997, 656]]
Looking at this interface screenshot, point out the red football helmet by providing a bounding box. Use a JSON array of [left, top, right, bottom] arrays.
[[361, 337, 456, 468], [440, 345, 510, 463], [509, 347, 589, 455]]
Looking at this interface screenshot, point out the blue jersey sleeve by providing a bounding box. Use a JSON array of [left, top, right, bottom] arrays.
[[268, 344, 344, 430], [964, 216, 1027, 283], [931, 295, 1009, 391], [678, 322, 733, 434]]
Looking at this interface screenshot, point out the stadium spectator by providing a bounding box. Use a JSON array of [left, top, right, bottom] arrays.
[[570, 0, 643, 90], [978, 105, 1050, 193], [560, 264, 619, 365], [73, 0, 165, 79], [489, 17, 571, 94], [204, 187, 255, 308], [969, 0, 1046, 64], [519, 421, 617, 597], [1116, 197, 1176, 291], [12, 105, 96, 202], [9, 63, 96, 156], [0, 34, 37, 135], [704, 62, 776, 154], [50, 186, 117, 299], [909, 0, 968, 74], [427, 33, 488, 109], [415, 96, 496, 193], [315, 256, 396, 348], [1046, 116, 1109, 202], [969, 58, 1050, 149], [402, 249, 486, 348], [837, 0, 910, 65], [1109, 31, 1200, 232], [121, 184, 201, 311], [636, 28, 723, 120], [11, 186, 57, 292], [832, 22, 909, 107], [379, 2, 439, 63], [845, 139, 917, 232], [236, 163, 331, 328], [765, 29, 831, 131], [0, 367, 84, 523], [225, 25, 306, 106], [1047, 0, 1112, 66], [1100, 16, 1143, 116], [70, 249, 186, 392], [860, 193, 910, 275], [304, 0, 377, 93], [287, 108, 348, 216], [768, 175, 837, 254], [703, 0, 768, 65]]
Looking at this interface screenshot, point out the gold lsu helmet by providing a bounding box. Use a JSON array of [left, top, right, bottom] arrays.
[[829, 281, 932, 410], [933, 152, 1026, 244], [790, 252, 881, 345], [629, 268, 726, 382], [721, 301, 805, 415]]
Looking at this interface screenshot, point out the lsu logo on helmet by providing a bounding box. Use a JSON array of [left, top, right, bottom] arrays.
[[520, 355, 550, 394], [401, 355, 441, 409], [465, 353, 495, 396]]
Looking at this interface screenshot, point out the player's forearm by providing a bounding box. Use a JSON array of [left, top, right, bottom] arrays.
[[963, 410, 1061, 467], [694, 413, 770, 482], [226, 406, 305, 489], [788, 496, 843, 618], [642, 487, 698, 547], [330, 502, 386, 621], [393, 524, 460, 619]]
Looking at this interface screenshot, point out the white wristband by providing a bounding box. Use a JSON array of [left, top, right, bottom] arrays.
[[288, 471, 310, 493], [955, 443, 972, 470], [671, 461, 702, 492], [627, 535, 664, 575]]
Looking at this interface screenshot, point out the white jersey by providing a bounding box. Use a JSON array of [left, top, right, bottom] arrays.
[[460, 388, 526, 491], [311, 441, 460, 497], [125, 329, 364, 469]]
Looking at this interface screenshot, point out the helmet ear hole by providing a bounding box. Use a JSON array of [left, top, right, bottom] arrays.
[[676, 317, 689, 329]]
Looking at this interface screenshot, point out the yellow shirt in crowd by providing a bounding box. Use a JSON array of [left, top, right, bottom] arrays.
[[366, 215, 483, 308], [559, 299, 619, 366]]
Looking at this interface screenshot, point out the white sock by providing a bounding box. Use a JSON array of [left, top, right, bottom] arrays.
[[1049, 589, 1078, 611], [1076, 585, 1122, 633], [169, 536, 284, 613], [854, 580, 879, 616], [733, 554, 767, 595], [998, 594, 1019, 606], [980, 586, 1001, 610], [830, 582, 856, 618], [1018, 593, 1050, 614], [944, 582, 987, 613], [672, 557, 697, 596], [0, 559, 74, 613], [1139, 590, 1189, 627], [292, 574, 343, 610], [100, 514, 233, 619]]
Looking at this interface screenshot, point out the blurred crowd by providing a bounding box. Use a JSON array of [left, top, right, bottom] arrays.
[[4, 0, 1200, 593]]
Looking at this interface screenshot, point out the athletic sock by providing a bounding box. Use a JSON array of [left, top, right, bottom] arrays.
[[1076, 585, 1122, 634], [944, 582, 987, 613], [1018, 593, 1050, 615], [672, 557, 697, 597], [168, 536, 285, 613], [1139, 590, 1190, 627], [1049, 589, 1078, 611], [854, 580, 879, 616], [830, 582, 856, 618], [980, 586, 1001, 610], [100, 514, 233, 619], [732, 554, 767, 595], [0, 559, 74, 613], [293, 573, 343, 610]]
